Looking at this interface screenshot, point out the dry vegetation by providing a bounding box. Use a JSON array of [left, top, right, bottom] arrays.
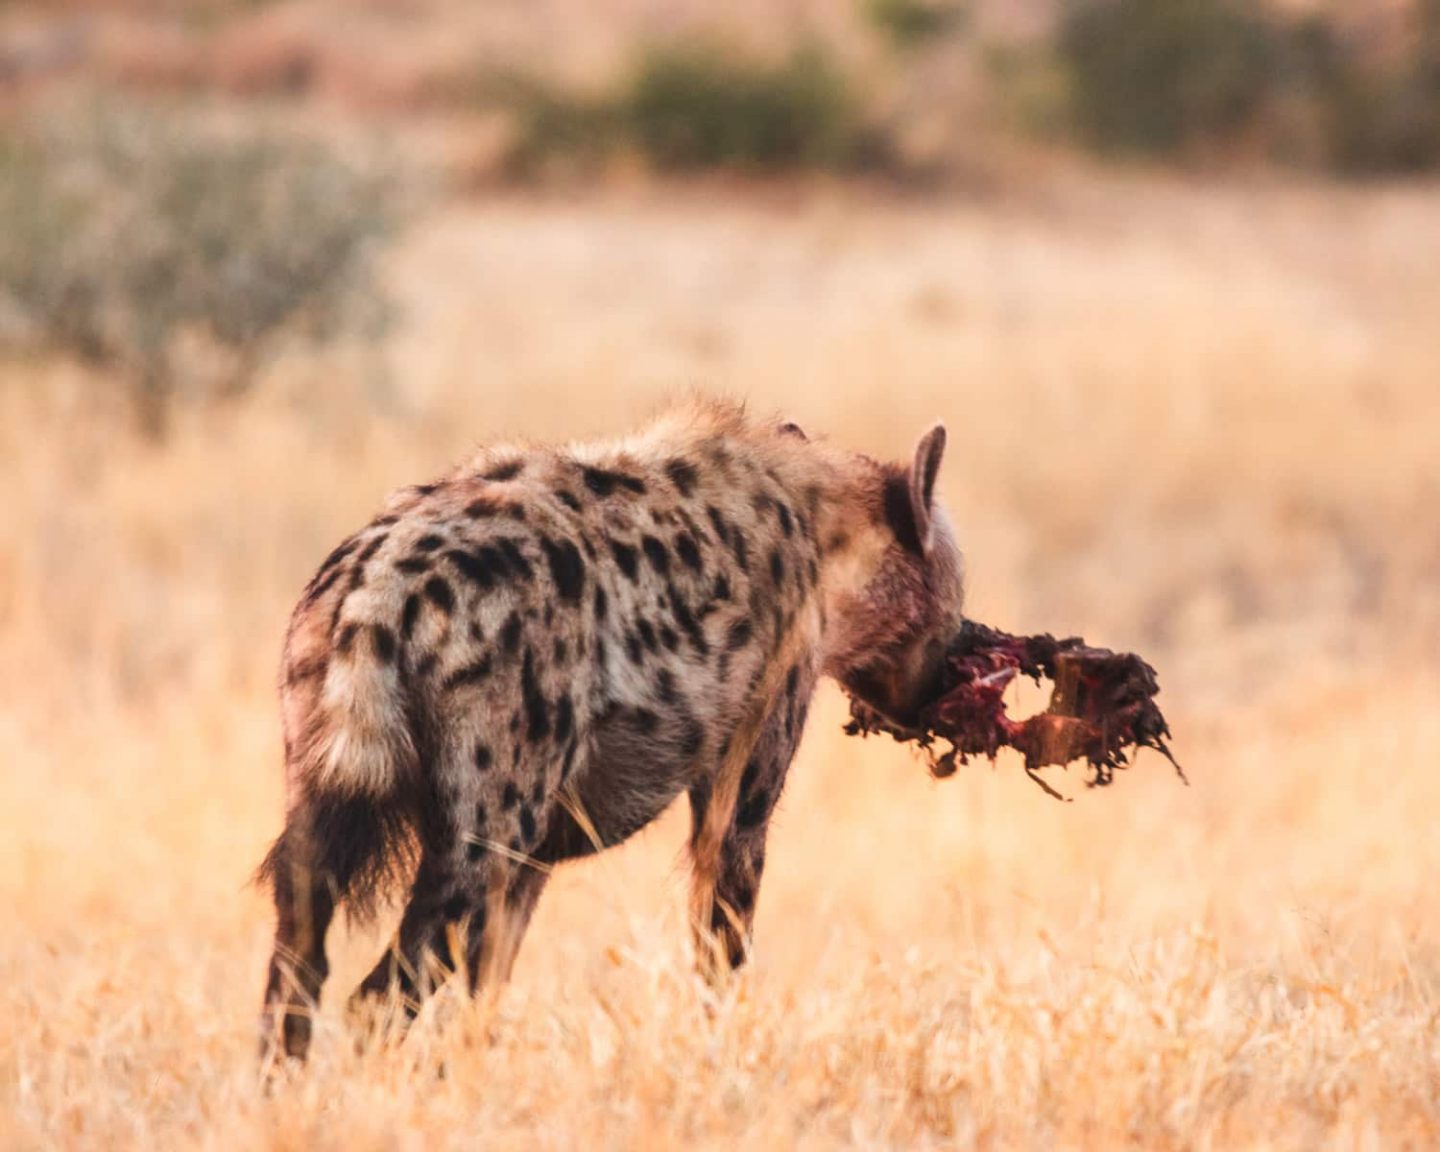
[[3, 167, 1440, 1146]]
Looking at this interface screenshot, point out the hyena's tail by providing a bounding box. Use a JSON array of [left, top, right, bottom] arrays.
[[257, 628, 424, 922]]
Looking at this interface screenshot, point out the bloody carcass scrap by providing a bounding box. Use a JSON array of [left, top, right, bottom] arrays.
[[844, 621, 1184, 798]]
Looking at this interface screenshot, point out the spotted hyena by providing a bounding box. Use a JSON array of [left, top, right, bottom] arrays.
[[258, 400, 964, 1061]]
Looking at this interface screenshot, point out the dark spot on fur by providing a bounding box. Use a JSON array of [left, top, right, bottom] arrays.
[[807, 558, 819, 587], [659, 624, 680, 651], [556, 490, 582, 512], [415, 534, 445, 552], [657, 667, 679, 704], [371, 625, 396, 663], [396, 557, 430, 576], [583, 466, 647, 498], [424, 576, 455, 614], [465, 496, 501, 518], [316, 537, 359, 576], [467, 840, 487, 862], [506, 504, 527, 521], [680, 716, 705, 758], [670, 591, 709, 655], [632, 708, 660, 735], [448, 548, 496, 591], [415, 653, 438, 678], [625, 631, 644, 665], [706, 506, 730, 546], [777, 504, 793, 537], [675, 533, 702, 571], [730, 529, 750, 571], [306, 565, 344, 602], [665, 458, 699, 497], [713, 574, 731, 602], [726, 618, 753, 651], [541, 536, 586, 602], [554, 695, 574, 744], [443, 894, 470, 921], [609, 540, 639, 581], [521, 648, 550, 741], [786, 665, 800, 701], [502, 782, 523, 810], [500, 611, 523, 654], [769, 549, 785, 585], [553, 636, 568, 664], [519, 806, 537, 844], [358, 534, 388, 564], [475, 744, 493, 772], [636, 618, 658, 652], [496, 538, 533, 581], [484, 460, 524, 482], [642, 535, 670, 575], [442, 657, 493, 692], [414, 483, 440, 498], [336, 623, 359, 654], [401, 594, 422, 640]]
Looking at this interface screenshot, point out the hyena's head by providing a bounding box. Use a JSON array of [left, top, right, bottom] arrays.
[[821, 425, 965, 727]]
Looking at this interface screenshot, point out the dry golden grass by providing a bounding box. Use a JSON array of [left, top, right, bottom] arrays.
[[3, 174, 1439, 1148]]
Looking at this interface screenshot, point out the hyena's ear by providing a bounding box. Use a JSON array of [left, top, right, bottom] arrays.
[[907, 424, 947, 554]]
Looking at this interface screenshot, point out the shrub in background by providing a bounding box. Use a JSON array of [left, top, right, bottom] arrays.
[[0, 108, 402, 436], [864, 0, 966, 52], [1058, 0, 1278, 156], [503, 41, 863, 175], [623, 42, 860, 171]]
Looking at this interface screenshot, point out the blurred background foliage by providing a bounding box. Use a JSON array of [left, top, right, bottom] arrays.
[[1, 0, 1438, 433]]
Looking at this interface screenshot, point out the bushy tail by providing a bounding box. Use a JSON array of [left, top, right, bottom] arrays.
[[304, 640, 418, 796], [255, 789, 418, 924]]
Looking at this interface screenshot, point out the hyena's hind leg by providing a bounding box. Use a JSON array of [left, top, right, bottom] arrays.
[[347, 744, 561, 1018], [258, 791, 413, 1063], [348, 828, 504, 1016]]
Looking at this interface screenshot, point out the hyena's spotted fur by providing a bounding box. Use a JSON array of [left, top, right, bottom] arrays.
[[259, 400, 964, 1061]]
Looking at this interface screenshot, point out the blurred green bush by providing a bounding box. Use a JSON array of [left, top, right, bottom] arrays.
[[1053, 0, 1440, 169], [505, 42, 862, 176], [625, 42, 859, 171], [0, 108, 402, 436], [863, 0, 965, 52], [1058, 0, 1278, 155]]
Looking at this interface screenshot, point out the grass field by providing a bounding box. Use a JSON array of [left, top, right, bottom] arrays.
[[3, 174, 1439, 1148]]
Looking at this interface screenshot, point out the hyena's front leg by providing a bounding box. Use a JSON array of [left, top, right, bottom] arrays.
[[689, 781, 774, 979], [689, 667, 812, 982]]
